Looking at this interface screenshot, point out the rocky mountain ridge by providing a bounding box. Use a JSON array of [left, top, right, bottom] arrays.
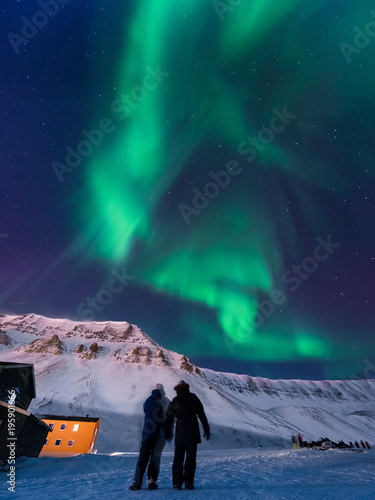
[[0, 313, 152, 343], [0, 313, 200, 372], [0, 313, 374, 452]]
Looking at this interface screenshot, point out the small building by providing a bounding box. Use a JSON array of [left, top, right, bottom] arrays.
[[39, 415, 100, 456], [0, 362, 101, 459]]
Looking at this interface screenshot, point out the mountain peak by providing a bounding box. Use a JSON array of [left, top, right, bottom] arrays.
[[0, 312, 157, 345], [0, 313, 202, 371], [0, 312, 374, 452]]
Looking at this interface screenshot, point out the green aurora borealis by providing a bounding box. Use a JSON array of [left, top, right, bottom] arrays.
[[75, 0, 375, 375], [2, 0, 375, 379]]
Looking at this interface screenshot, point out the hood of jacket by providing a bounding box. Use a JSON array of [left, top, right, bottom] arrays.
[[151, 389, 161, 399]]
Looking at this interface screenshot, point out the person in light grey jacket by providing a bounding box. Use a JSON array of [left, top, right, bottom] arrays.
[[150, 383, 170, 486]]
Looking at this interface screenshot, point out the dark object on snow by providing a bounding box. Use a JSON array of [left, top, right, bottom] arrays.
[[298, 433, 303, 447], [0, 362, 36, 410], [165, 380, 210, 489], [337, 440, 349, 449], [365, 441, 371, 449], [0, 362, 51, 460], [360, 440, 366, 449], [291, 435, 299, 448], [129, 386, 169, 490], [355, 441, 360, 448], [302, 437, 351, 450], [0, 400, 51, 461]]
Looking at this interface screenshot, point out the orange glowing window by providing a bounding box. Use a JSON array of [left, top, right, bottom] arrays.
[[68, 440, 75, 447], [60, 423, 67, 430], [72, 424, 79, 432]]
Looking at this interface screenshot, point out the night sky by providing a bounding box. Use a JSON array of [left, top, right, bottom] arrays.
[[1, 1, 375, 380]]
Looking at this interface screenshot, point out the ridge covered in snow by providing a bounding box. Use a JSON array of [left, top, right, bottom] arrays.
[[0, 313, 374, 453]]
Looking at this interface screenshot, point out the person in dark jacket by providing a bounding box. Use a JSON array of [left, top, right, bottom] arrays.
[[165, 380, 210, 490], [129, 388, 165, 490], [298, 433, 303, 448]]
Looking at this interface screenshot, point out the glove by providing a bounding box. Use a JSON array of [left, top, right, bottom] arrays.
[[204, 430, 210, 441]]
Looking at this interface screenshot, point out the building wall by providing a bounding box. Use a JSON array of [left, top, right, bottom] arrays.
[[39, 418, 100, 456]]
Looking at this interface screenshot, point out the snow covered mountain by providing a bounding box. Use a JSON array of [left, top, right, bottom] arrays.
[[0, 313, 374, 453]]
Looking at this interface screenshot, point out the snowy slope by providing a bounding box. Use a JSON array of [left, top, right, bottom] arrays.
[[0, 313, 374, 453]]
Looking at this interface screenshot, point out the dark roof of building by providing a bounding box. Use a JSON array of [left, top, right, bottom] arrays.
[[40, 415, 100, 423]]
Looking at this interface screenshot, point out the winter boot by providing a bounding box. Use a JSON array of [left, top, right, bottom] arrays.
[[148, 479, 158, 490], [185, 483, 194, 490], [129, 483, 141, 490]]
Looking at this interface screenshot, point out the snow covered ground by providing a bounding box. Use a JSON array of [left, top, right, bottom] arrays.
[[1, 314, 374, 498], [3, 447, 375, 499]]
